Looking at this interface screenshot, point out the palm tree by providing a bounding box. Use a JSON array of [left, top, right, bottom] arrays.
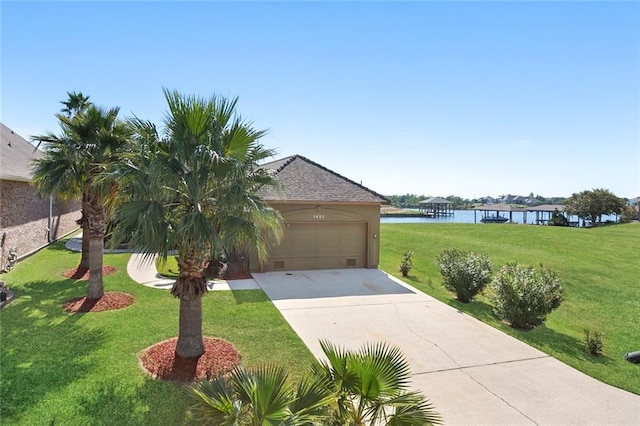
[[312, 340, 441, 426], [60, 90, 92, 266], [32, 102, 130, 299], [113, 89, 283, 358], [32, 130, 87, 266], [33, 92, 93, 269], [60, 91, 91, 118], [188, 365, 333, 425]]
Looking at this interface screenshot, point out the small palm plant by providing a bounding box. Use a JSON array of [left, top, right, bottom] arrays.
[[187, 364, 333, 425], [313, 340, 441, 426], [187, 341, 442, 425]]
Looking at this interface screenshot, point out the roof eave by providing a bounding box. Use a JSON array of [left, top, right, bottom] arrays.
[[0, 174, 32, 183]]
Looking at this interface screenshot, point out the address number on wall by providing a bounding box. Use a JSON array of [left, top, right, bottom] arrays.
[[312, 214, 325, 220]]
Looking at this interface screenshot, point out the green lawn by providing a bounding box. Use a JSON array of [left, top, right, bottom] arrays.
[[380, 222, 640, 395], [0, 241, 315, 425], [2, 224, 639, 424]]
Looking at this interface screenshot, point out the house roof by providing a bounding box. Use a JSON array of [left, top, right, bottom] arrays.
[[419, 197, 452, 204], [526, 204, 566, 212], [0, 123, 42, 182], [258, 155, 389, 204], [474, 204, 525, 212]]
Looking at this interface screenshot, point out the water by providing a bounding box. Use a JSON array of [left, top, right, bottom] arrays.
[[381, 210, 617, 225]]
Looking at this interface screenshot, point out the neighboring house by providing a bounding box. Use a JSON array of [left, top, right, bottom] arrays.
[[254, 155, 389, 272], [0, 123, 81, 270]]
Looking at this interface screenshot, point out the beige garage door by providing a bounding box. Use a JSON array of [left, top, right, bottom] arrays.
[[267, 222, 367, 271]]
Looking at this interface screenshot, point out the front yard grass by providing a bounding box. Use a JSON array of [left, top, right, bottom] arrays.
[[2, 223, 638, 424], [0, 241, 315, 425], [380, 222, 640, 395]]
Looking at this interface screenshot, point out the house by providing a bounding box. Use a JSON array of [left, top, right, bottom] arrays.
[[0, 123, 81, 270], [253, 155, 389, 272]]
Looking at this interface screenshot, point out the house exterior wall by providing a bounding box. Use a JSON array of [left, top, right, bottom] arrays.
[[249, 202, 381, 272], [0, 179, 81, 269]]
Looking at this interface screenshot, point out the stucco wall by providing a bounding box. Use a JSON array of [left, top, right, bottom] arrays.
[[0, 179, 81, 270], [249, 202, 381, 272]]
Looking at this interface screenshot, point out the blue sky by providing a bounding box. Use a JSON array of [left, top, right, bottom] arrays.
[[2, 1, 638, 199]]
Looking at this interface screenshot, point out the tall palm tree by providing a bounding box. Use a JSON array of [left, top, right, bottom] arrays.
[[33, 102, 130, 299], [114, 89, 283, 358], [60, 91, 91, 118], [32, 92, 94, 269], [60, 91, 92, 266]]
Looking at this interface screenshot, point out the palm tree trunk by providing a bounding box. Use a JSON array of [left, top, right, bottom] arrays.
[[176, 296, 205, 358], [86, 192, 106, 300], [80, 219, 90, 270], [173, 253, 209, 359], [79, 193, 90, 269], [87, 237, 104, 299]]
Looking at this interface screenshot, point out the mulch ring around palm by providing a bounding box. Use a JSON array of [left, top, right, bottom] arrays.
[[63, 265, 118, 280], [63, 291, 135, 313], [139, 337, 241, 383]]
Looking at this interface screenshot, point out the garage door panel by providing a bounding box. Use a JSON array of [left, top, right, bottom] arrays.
[[267, 222, 367, 271]]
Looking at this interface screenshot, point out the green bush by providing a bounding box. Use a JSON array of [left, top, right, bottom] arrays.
[[489, 263, 564, 329], [584, 329, 604, 356], [399, 250, 414, 277], [548, 209, 568, 226], [620, 205, 638, 223], [437, 248, 492, 303]]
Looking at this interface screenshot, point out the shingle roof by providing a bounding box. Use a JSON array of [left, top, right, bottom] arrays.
[[526, 204, 566, 212], [474, 204, 525, 212], [0, 123, 42, 181], [419, 197, 452, 204], [258, 155, 389, 204]]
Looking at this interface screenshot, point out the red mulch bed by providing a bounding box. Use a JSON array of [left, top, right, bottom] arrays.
[[63, 291, 135, 313], [63, 265, 118, 280], [139, 337, 241, 383]]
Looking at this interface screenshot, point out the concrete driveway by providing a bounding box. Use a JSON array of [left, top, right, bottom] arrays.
[[252, 268, 640, 425]]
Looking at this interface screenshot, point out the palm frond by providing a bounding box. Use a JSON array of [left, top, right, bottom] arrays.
[[230, 365, 295, 425], [288, 374, 334, 424], [188, 377, 242, 426], [378, 391, 442, 426]]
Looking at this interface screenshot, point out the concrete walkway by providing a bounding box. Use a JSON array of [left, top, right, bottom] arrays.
[[64, 235, 259, 291], [252, 269, 640, 425], [126, 253, 259, 291]]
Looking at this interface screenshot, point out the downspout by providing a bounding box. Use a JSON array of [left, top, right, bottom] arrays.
[[48, 195, 53, 243]]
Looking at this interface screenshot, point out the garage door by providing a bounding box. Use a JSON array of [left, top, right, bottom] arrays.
[[266, 222, 367, 271]]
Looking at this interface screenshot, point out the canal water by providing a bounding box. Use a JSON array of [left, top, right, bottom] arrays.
[[381, 210, 616, 225]]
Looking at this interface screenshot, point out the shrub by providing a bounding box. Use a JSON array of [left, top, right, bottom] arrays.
[[489, 263, 564, 329], [399, 250, 414, 277], [548, 209, 568, 226], [437, 248, 492, 303], [584, 329, 604, 356], [620, 205, 638, 223]]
